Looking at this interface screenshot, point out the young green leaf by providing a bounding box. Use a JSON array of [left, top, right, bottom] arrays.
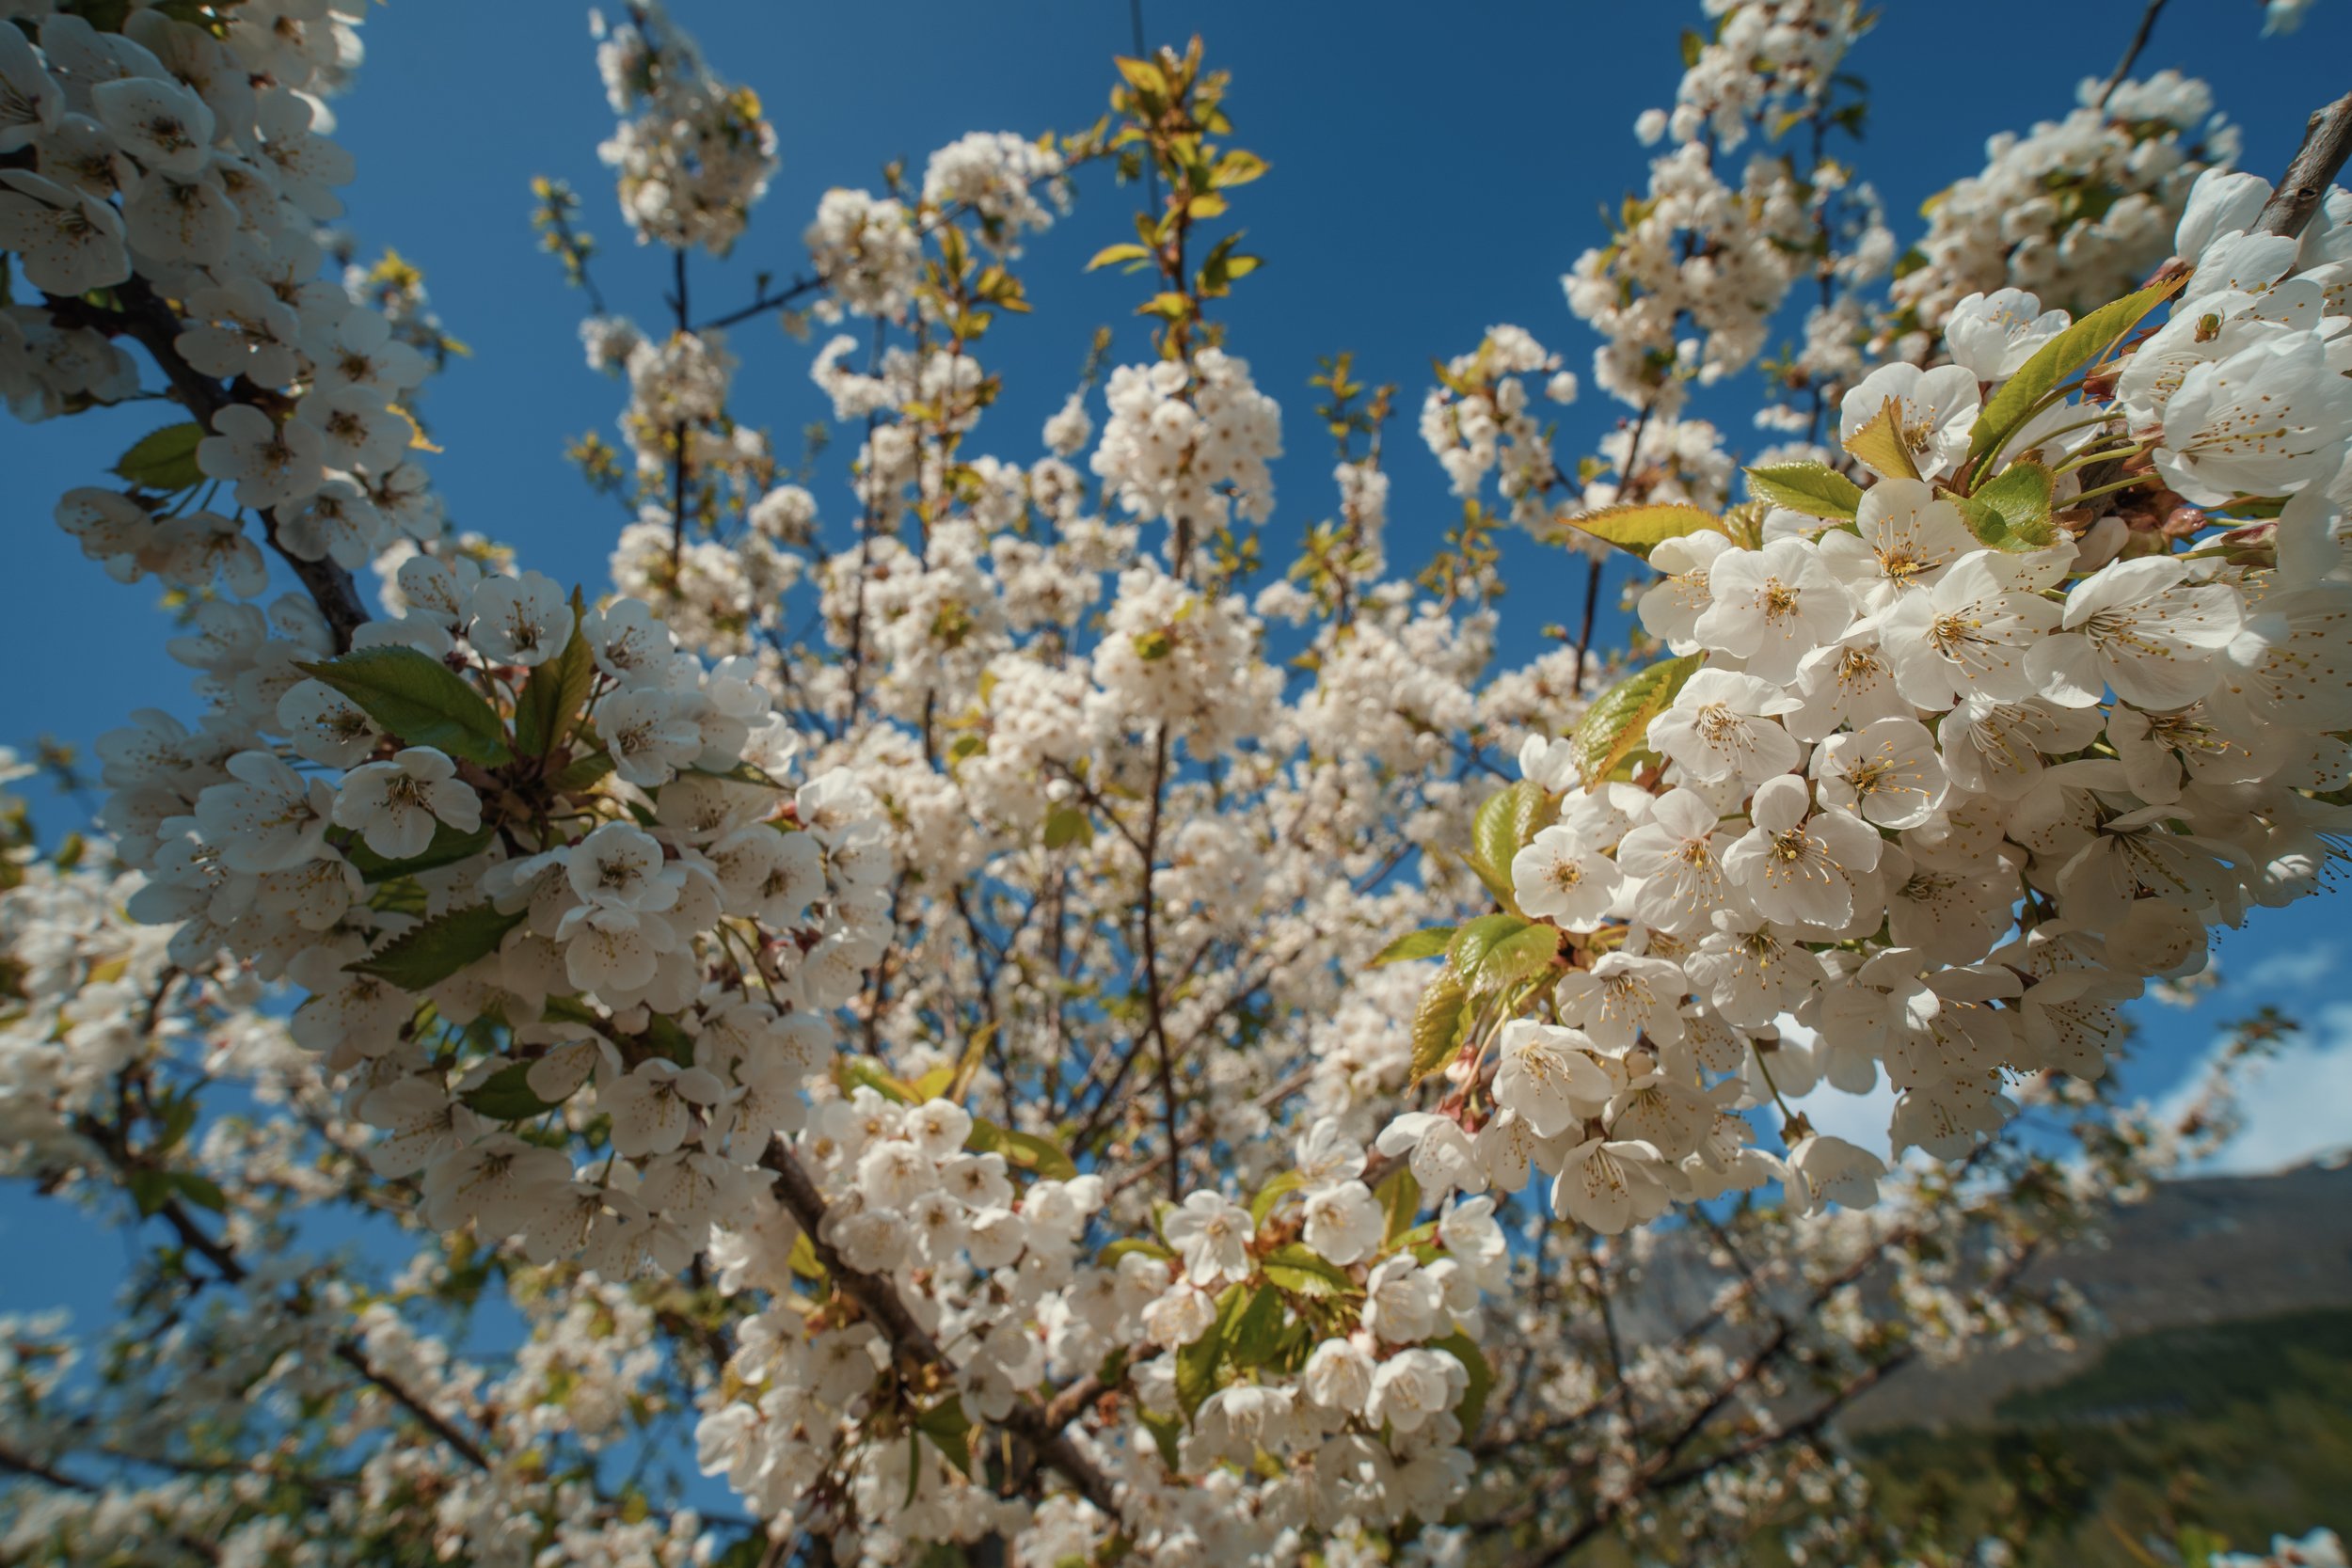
[[1954, 460, 2058, 551], [1371, 926, 1455, 966], [1248, 1169, 1303, 1227], [1745, 461, 1865, 520], [1561, 501, 1725, 562], [1427, 1328, 1495, 1434], [513, 588, 592, 757], [1448, 912, 1530, 976], [1470, 780, 1538, 885], [296, 646, 513, 767], [1408, 969, 1470, 1083], [912, 1396, 976, 1479], [1086, 242, 1152, 271], [1842, 401, 1921, 481], [1375, 1165, 1422, 1244], [112, 422, 207, 491], [1571, 653, 1702, 788], [1176, 1283, 1244, 1418], [1043, 803, 1095, 850], [341, 821, 497, 882], [1970, 277, 2183, 464], [1100, 1236, 1175, 1265], [1261, 1243, 1355, 1298], [548, 750, 615, 794], [461, 1060, 564, 1120], [1223, 1286, 1287, 1368], [349, 902, 526, 990], [1473, 923, 1565, 994]]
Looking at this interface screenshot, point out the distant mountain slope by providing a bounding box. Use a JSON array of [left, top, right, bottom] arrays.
[[1842, 1162, 2352, 1433]]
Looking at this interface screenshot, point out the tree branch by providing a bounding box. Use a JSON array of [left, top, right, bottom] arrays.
[[2092, 0, 2168, 110], [2256, 89, 2352, 240], [760, 1140, 1122, 1517]]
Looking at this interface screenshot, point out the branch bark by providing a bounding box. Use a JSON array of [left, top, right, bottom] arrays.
[[96, 278, 373, 649], [760, 1140, 1122, 1518], [2256, 89, 2352, 240]]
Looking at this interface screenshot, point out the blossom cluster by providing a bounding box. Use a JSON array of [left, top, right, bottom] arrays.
[[592, 0, 777, 256], [1887, 71, 2239, 343], [4, 1, 2349, 1565], [1379, 169, 2352, 1238], [1089, 347, 1284, 542]]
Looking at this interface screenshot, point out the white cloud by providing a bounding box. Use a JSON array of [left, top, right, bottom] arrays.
[[2154, 1000, 2352, 1176], [2235, 940, 2337, 994]]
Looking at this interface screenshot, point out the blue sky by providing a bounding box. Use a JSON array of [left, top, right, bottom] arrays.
[[5, 2, 2351, 1335]]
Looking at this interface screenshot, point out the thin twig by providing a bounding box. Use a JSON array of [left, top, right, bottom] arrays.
[[2093, 0, 2169, 110]]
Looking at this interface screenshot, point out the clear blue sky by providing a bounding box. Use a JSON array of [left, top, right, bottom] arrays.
[[4, 1, 2349, 1327]]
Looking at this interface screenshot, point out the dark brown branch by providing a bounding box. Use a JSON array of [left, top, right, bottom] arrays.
[[2255, 89, 2352, 240], [1570, 556, 1605, 695], [760, 1141, 1120, 1516], [146, 1196, 496, 1471], [93, 279, 372, 649], [2092, 0, 2168, 110], [0, 1442, 223, 1563]]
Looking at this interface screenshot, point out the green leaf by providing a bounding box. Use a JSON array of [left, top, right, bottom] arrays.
[[840, 1058, 920, 1104], [170, 1171, 228, 1214], [1249, 1169, 1303, 1227], [153, 1091, 198, 1153], [1745, 461, 1865, 520], [644, 1011, 696, 1067], [461, 1061, 563, 1120], [1571, 652, 1703, 789], [967, 1117, 1078, 1181], [1408, 969, 1469, 1084], [513, 589, 592, 757], [1842, 400, 1921, 481], [1447, 912, 1530, 975], [1970, 277, 2183, 465], [1085, 242, 1152, 271], [1139, 1408, 1184, 1470], [912, 1396, 975, 1479], [1371, 926, 1454, 966], [1000, 1128, 1078, 1181], [1223, 1287, 1286, 1369], [1470, 780, 1540, 887], [295, 647, 513, 767], [1954, 460, 2058, 551], [112, 422, 206, 491], [1561, 501, 1725, 562], [1211, 149, 1269, 187], [1427, 1329, 1494, 1435], [548, 750, 615, 794], [1375, 1165, 1422, 1244], [1043, 803, 1094, 850], [1261, 1243, 1354, 1298], [342, 821, 497, 882], [126, 1168, 171, 1217], [349, 903, 526, 990], [1100, 1237, 1174, 1265], [1475, 923, 1565, 994], [1176, 1283, 1244, 1419]]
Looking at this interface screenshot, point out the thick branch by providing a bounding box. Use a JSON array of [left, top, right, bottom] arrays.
[[2256, 90, 2352, 240]]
